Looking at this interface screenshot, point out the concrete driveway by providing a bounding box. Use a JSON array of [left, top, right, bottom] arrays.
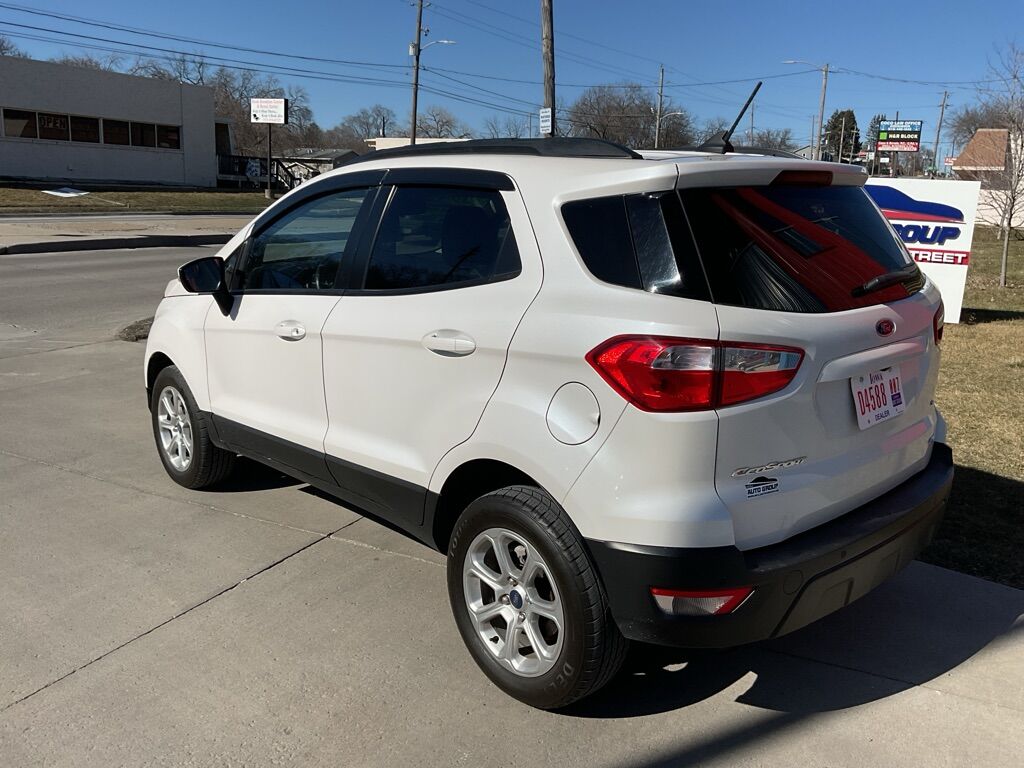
[[1, 247, 1022, 767]]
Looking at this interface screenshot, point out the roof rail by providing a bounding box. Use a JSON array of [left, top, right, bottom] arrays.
[[663, 145, 804, 160], [340, 137, 642, 166]]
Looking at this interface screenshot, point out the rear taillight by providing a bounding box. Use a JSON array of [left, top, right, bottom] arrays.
[[933, 301, 944, 346], [650, 586, 754, 615], [586, 336, 803, 412]]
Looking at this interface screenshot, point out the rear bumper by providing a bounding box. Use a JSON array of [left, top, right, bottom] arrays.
[[587, 442, 953, 647]]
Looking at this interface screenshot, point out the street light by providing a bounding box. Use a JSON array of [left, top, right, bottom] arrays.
[[784, 59, 829, 161], [652, 110, 686, 149], [409, 20, 455, 147]]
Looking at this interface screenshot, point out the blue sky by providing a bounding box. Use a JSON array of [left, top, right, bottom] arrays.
[[1, 0, 1016, 152]]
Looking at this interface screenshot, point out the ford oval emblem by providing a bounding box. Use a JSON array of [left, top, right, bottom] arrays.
[[876, 319, 895, 337]]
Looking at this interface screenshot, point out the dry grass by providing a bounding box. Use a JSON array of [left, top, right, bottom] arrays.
[[922, 227, 1024, 588], [0, 186, 270, 214]]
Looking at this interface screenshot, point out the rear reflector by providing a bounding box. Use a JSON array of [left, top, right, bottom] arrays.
[[650, 587, 754, 616], [586, 336, 803, 412], [933, 300, 944, 346]]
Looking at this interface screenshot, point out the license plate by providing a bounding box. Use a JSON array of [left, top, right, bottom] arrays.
[[851, 366, 905, 430]]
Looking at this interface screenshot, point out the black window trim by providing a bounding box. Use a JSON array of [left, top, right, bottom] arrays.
[[231, 175, 386, 295], [225, 166, 517, 296], [346, 180, 523, 296]]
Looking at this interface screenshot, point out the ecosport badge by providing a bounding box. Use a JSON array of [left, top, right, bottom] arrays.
[[732, 456, 806, 478]]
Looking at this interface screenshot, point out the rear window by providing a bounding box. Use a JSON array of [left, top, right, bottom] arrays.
[[681, 185, 921, 313], [562, 193, 709, 300]]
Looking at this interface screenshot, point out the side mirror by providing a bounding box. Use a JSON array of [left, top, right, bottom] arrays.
[[178, 256, 233, 315]]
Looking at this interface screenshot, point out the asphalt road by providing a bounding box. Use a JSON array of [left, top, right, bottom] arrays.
[[1, 247, 1022, 767]]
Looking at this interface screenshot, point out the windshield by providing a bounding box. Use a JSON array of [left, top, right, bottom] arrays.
[[681, 185, 921, 313]]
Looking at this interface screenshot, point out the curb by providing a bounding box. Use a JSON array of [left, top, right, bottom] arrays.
[[0, 233, 232, 255]]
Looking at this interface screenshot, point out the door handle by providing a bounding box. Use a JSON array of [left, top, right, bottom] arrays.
[[422, 329, 476, 357], [275, 320, 306, 341]]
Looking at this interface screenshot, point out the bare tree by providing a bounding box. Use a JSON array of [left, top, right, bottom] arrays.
[[483, 114, 530, 139], [959, 44, 1024, 286], [129, 53, 208, 85], [0, 34, 26, 57], [565, 83, 693, 149], [50, 52, 125, 71], [948, 102, 1008, 150], [695, 116, 730, 144], [415, 105, 472, 139], [752, 127, 797, 152], [339, 105, 402, 140]]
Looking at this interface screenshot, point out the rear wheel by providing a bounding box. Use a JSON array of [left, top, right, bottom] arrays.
[[150, 365, 235, 489], [447, 485, 627, 709]]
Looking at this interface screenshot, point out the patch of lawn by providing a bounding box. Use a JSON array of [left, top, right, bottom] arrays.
[[922, 226, 1024, 588], [0, 186, 270, 214]]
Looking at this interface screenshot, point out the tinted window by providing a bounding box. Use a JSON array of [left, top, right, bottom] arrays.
[[131, 122, 156, 147], [3, 109, 36, 138], [562, 193, 709, 300], [38, 113, 69, 141], [364, 186, 521, 291], [157, 125, 180, 149], [562, 197, 641, 289], [681, 185, 921, 313], [103, 119, 129, 145], [243, 187, 372, 291], [70, 115, 100, 143]]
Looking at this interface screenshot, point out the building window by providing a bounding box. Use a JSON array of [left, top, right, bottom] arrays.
[[38, 113, 70, 141], [157, 125, 180, 149], [103, 119, 129, 145], [131, 122, 156, 147], [3, 109, 37, 138], [70, 115, 100, 143]]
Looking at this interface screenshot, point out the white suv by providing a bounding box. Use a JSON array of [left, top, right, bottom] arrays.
[[145, 138, 953, 709]]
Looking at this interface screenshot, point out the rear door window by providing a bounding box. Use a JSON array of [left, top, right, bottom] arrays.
[[680, 185, 921, 313], [362, 186, 521, 291]]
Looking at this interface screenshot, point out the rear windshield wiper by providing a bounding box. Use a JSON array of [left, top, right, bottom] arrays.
[[851, 263, 921, 297]]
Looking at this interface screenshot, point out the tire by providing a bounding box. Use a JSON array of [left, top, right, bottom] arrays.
[[447, 485, 628, 709], [150, 365, 235, 489]]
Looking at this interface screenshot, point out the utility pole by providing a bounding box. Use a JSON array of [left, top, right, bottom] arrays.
[[838, 115, 846, 163], [749, 102, 754, 145], [810, 114, 816, 158], [541, 0, 556, 137], [266, 123, 272, 199], [814, 63, 829, 160], [655, 64, 665, 149], [409, 0, 424, 146], [932, 90, 948, 175]]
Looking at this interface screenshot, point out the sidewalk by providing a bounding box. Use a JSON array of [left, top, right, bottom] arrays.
[[0, 213, 252, 254]]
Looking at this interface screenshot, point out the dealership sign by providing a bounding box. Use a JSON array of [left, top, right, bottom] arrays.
[[877, 120, 923, 152], [250, 98, 289, 124], [865, 178, 981, 323]]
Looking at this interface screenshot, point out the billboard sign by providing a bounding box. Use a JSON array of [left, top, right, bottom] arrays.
[[250, 98, 289, 124], [865, 178, 982, 323], [877, 120, 923, 152]]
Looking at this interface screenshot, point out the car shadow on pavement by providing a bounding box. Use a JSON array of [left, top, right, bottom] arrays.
[[207, 457, 303, 492], [564, 561, 1024, 720]]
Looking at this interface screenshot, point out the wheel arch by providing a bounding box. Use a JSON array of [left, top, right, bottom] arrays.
[[146, 351, 175, 406], [428, 458, 541, 553]]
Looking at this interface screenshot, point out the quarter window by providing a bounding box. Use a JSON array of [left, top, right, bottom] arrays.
[[364, 186, 521, 291], [242, 187, 373, 291]]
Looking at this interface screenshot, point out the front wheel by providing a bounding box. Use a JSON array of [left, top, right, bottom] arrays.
[[150, 365, 235, 489], [447, 486, 627, 709]]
